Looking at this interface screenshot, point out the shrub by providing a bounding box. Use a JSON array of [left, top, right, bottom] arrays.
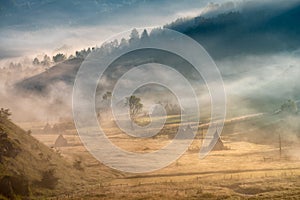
[[0, 129, 21, 162], [39, 169, 59, 189], [0, 175, 30, 199], [0, 108, 11, 121], [53, 53, 66, 63], [73, 159, 84, 171]]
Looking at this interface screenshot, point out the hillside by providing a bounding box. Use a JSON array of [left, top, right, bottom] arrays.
[[166, 1, 300, 59], [15, 1, 300, 96], [0, 115, 86, 199], [15, 57, 83, 95]]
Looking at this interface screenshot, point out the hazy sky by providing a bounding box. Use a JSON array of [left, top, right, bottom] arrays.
[[0, 0, 229, 60], [0, 0, 295, 61]]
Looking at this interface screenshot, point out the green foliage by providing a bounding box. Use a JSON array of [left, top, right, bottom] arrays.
[[75, 48, 91, 59]]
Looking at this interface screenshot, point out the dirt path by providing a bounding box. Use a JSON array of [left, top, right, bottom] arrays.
[[123, 167, 300, 180]]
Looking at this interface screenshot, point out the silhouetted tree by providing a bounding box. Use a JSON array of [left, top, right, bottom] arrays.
[[53, 53, 66, 63], [125, 96, 143, 121], [141, 29, 150, 43], [8, 62, 22, 70], [129, 28, 140, 45], [41, 55, 51, 66], [68, 55, 75, 60], [32, 57, 40, 65], [119, 38, 128, 49], [87, 47, 91, 54]]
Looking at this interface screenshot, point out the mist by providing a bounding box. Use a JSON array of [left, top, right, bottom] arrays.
[[2, 48, 300, 125], [1, 1, 300, 199]]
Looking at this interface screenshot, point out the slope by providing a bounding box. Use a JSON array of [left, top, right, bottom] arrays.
[[0, 116, 87, 199]]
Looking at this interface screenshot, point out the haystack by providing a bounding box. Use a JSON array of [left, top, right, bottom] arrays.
[[203, 130, 226, 151], [54, 134, 68, 147], [211, 130, 225, 151]]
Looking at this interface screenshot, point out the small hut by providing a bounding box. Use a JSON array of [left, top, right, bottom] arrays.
[[54, 134, 68, 147]]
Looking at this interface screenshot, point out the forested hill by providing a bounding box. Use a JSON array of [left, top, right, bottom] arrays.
[[14, 1, 300, 96], [165, 1, 300, 59]]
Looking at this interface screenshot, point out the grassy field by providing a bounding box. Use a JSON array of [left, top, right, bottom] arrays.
[[21, 112, 300, 199], [40, 139, 300, 199]]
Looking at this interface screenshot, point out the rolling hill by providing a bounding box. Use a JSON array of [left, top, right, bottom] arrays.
[[15, 57, 83, 95], [165, 1, 300, 59], [0, 115, 86, 199], [15, 1, 300, 95], [12, 0, 300, 122]]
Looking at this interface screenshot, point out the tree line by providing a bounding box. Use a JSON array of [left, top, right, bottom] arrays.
[[31, 28, 154, 67]]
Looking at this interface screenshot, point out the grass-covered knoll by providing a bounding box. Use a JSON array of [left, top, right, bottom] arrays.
[[0, 113, 87, 199]]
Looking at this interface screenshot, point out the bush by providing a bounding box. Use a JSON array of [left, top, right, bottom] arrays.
[[73, 159, 84, 171], [280, 99, 298, 114], [0, 129, 21, 162], [0, 175, 30, 199], [53, 53, 66, 63], [0, 108, 11, 121], [39, 169, 59, 189]]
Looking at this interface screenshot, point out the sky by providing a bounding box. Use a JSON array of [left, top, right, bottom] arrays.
[[0, 0, 296, 62], [0, 0, 229, 61], [1, 0, 299, 123]]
